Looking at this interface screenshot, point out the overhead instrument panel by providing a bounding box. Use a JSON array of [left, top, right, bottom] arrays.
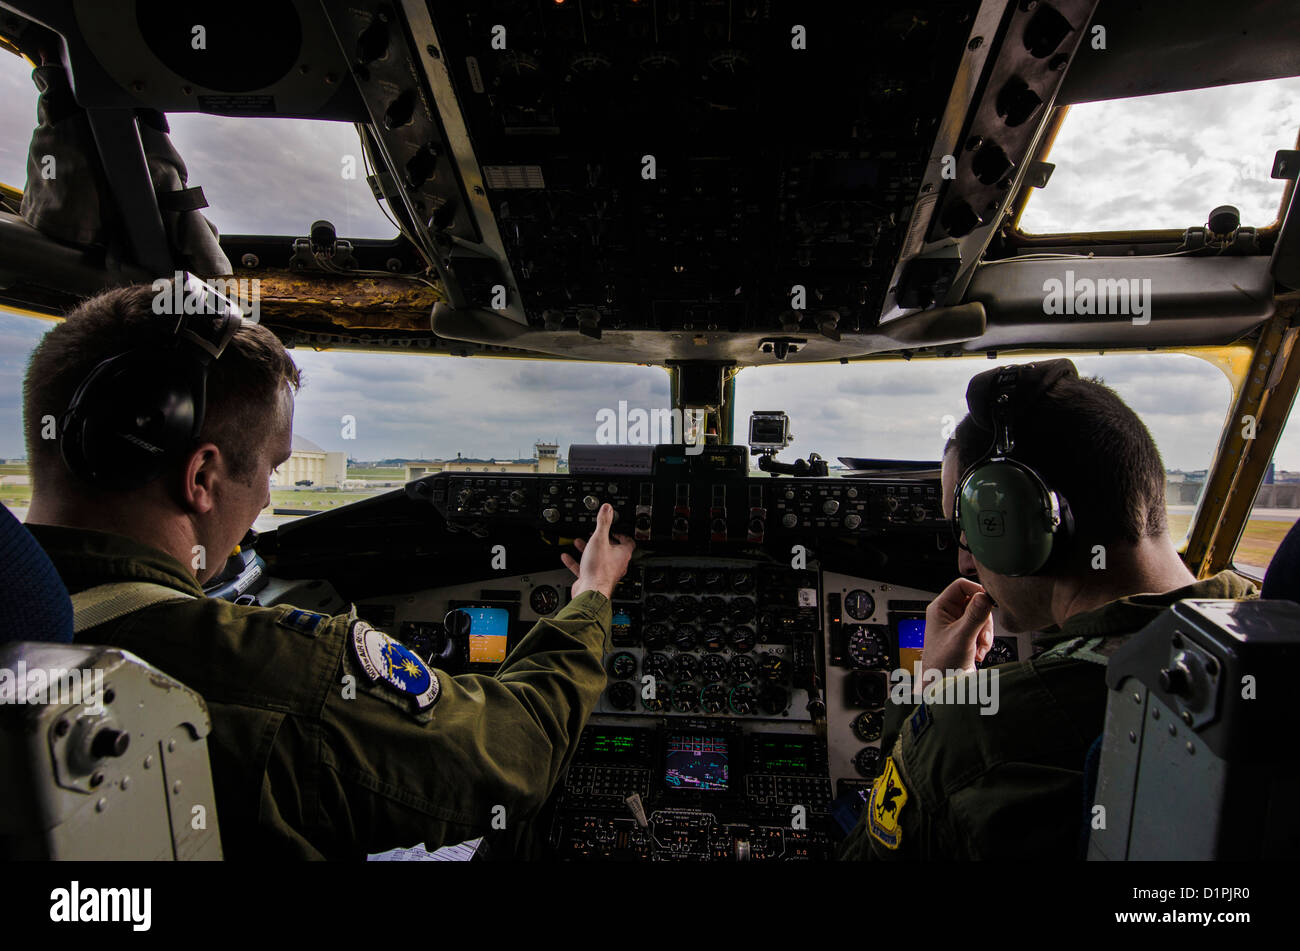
[[424, 0, 983, 354]]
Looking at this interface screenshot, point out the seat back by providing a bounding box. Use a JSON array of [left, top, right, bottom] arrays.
[[0, 503, 73, 644], [1088, 598, 1300, 859], [0, 640, 223, 859]]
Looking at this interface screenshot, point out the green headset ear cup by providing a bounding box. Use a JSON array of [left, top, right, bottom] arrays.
[[957, 460, 1057, 576]]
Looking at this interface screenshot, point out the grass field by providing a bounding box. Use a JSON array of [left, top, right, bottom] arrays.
[[268, 489, 384, 510], [346, 466, 405, 479]]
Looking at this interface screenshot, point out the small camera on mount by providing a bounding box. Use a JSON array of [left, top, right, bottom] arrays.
[[748, 411, 793, 454]]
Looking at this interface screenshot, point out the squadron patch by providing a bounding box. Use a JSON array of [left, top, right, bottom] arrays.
[[278, 609, 327, 635], [867, 756, 910, 850], [350, 621, 441, 709]]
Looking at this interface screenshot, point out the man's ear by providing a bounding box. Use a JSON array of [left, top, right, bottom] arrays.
[[179, 442, 223, 515]]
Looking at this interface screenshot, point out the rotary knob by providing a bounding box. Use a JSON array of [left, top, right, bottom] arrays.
[[584, 495, 600, 511], [844, 513, 862, 530], [781, 513, 798, 529], [822, 499, 839, 515], [542, 507, 560, 523], [483, 497, 499, 513], [509, 490, 526, 505]]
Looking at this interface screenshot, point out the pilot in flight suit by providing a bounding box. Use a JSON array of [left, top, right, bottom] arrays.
[[27, 517, 623, 860], [837, 570, 1255, 860]]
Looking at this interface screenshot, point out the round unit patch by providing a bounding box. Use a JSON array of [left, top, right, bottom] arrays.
[[350, 621, 441, 709]]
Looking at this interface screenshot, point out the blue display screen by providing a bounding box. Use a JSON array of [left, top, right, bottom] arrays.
[[464, 607, 510, 664], [897, 618, 926, 650], [664, 735, 729, 791]]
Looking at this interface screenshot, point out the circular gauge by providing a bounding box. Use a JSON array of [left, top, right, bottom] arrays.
[[729, 626, 756, 653], [731, 570, 754, 593], [844, 589, 875, 621], [673, 569, 698, 593], [646, 568, 670, 592], [568, 51, 613, 80], [758, 684, 789, 716], [702, 626, 727, 652], [673, 625, 698, 651], [978, 637, 1016, 669], [729, 597, 756, 624], [852, 710, 884, 743], [608, 652, 637, 680], [642, 652, 672, 682], [703, 569, 727, 592], [645, 595, 671, 621], [643, 623, 669, 650], [729, 683, 758, 715], [642, 692, 667, 713], [757, 653, 788, 684], [672, 654, 699, 681], [729, 655, 757, 683], [606, 681, 637, 710], [854, 746, 883, 778], [700, 654, 728, 683], [671, 595, 700, 622], [699, 683, 729, 714], [530, 584, 560, 616], [672, 682, 699, 713], [702, 596, 727, 623], [847, 626, 889, 669]]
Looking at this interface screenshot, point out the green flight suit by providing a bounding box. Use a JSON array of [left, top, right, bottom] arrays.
[[838, 571, 1257, 860], [28, 524, 612, 860]]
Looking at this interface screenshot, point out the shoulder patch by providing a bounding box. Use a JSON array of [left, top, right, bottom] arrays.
[[278, 608, 327, 635], [909, 702, 931, 740], [350, 620, 441, 709], [867, 755, 910, 850]]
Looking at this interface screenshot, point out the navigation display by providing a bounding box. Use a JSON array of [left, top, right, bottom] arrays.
[[463, 607, 510, 664], [664, 734, 730, 792], [751, 736, 814, 775]]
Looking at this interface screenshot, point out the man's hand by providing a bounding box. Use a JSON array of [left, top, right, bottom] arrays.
[[562, 503, 635, 600], [921, 578, 995, 678]]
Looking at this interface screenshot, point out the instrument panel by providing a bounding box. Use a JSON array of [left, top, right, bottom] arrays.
[[407, 468, 947, 544], [314, 462, 1003, 859], [348, 550, 1032, 860]]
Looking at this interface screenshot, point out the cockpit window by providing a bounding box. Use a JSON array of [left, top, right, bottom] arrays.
[[1242, 395, 1300, 578], [734, 352, 1233, 549], [258, 348, 670, 529], [1017, 75, 1300, 235], [0, 46, 34, 191], [164, 113, 399, 239]]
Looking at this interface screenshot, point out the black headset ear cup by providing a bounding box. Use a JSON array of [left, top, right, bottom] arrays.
[[60, 351, 200, 489]]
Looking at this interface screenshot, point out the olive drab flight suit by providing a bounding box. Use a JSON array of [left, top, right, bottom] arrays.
[[29, 524, 612, 860], [838, 571, 1257, 860]]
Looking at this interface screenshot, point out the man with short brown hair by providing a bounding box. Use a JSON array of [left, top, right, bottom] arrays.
[[23, 278, 634, 859]]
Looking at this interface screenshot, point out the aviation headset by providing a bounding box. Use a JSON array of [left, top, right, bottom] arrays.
[[951, 360, 1078, 576], [60, 273, 248, 490]]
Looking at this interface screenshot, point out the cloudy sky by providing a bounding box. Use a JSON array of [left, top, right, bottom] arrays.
[[1, 51, 1299, 473]]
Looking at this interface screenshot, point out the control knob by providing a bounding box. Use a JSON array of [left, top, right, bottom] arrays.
[[822, 499, 839, 515], [584, 495, 600, 511], [781, 513, 798, 529], [843, 513, 862, 530], [542, 507, 560, 523]]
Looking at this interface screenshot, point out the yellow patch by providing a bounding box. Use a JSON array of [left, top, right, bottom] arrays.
[[867, 756, 909, 850]]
